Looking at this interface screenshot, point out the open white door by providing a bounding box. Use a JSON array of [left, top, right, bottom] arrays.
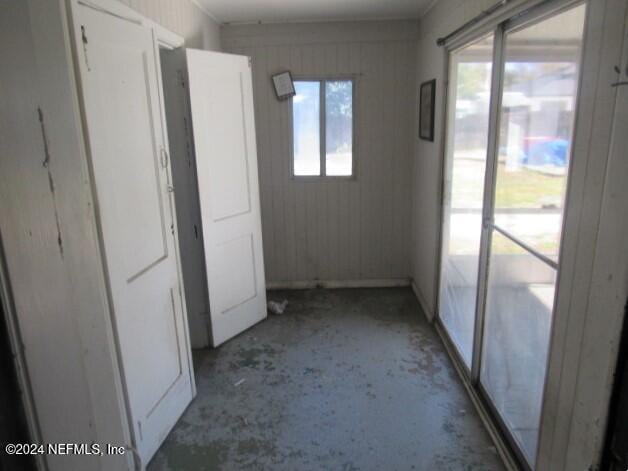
[[69, 2, 195, 465], [185, 49, 267, 347]]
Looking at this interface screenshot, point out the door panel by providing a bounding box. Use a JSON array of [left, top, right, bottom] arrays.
[[71, 4, 194, 464], [185, 49, 267, 347], [198, 69, 252, 221], [491, 6, 585, 261], [438, 2, 587, 467], [479, 4, 586, 466], [439, 35, 494, 368], [213, 234, 258, 313], [90, 44, 170, 280], [481, 231, 556, 462]]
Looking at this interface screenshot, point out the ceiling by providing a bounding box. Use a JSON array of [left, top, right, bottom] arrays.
[[194, 0, 436, 24]]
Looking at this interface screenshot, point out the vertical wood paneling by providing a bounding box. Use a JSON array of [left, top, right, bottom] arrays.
[[1, 4, 134, 468], [348, 41, 362, 280], [223, 21, 418, 283], [290, 45, 307, 281], [278, 45, 296, 280]]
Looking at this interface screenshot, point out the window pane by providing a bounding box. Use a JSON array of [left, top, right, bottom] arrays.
[[293, 81, 320, 176], [481, 231, 556, 463], [493, 5, 586, 260], [325, 80, 353, 176], [439, 34, 494, 368], [480, 5, 586, 466]]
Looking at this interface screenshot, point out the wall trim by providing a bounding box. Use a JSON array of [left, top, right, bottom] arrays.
[[222, 19, 420, 47], [419, 0, 440, 19], [266, 278, 410, 290], [225, 16, 420, 26], [411, 279, 434, 321]]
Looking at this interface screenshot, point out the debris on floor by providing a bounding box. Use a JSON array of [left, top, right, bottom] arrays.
[[233, 378, 246, 387], [267, 299, 288, 315]]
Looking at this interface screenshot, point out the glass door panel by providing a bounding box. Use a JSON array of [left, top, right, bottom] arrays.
[[481, 231, 557, 462], [439, 35, 494, 368], [480, 3, 586, 465], [492, 5, 586, 261]]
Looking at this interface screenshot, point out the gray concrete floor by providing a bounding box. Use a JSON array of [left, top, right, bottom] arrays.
[[148, 288, 505, 470]]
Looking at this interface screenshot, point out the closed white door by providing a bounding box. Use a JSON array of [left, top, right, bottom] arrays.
[[70, 3, 195, 464], [185, 49, 267, 347]]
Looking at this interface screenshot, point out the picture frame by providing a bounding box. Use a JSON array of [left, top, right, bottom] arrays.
[[419, 79, 436, 141], [271, 71, 296, 101]]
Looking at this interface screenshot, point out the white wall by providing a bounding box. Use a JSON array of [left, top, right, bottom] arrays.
[[537, 2, 628, 469], [410, 0, 628, 469], [0, 2, 132, 469], [119, 0, 221, 50], [222, 21, 418, 285]]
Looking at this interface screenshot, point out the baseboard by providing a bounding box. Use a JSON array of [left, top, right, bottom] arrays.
[[410, 279, 435, 322], [434, 322, 521, 471], [266, 278, 411, 290]]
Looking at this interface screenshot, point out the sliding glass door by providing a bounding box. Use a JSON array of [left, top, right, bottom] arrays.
[[438, 2, 586, 467], [439, 35, 494, 368], [480, 4, 586, 464]]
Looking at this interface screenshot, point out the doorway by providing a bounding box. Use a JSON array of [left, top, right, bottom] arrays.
[[0, 302, 36, 471], [438, 1, 586, 467]]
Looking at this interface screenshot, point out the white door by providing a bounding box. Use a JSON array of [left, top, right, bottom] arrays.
[[70, 3, 195, 464], [185, 49, 267, 347]]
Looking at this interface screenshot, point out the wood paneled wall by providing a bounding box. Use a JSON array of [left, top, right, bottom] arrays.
[[223, 21, 418, 284], [119, 0, 221, 49], [0, 2, 133, 469]]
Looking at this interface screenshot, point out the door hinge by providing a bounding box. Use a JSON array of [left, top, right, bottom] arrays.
[[167, 185, 174, 193], [80, 25, 91, 71], [177, 70, 186, 88], [160, 147, 169, 169]]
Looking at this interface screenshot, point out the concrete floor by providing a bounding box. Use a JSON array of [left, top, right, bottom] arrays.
[[148, 288, 505, 470]]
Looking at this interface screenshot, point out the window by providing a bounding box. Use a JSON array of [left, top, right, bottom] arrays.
[[292, 79, 353, 177]]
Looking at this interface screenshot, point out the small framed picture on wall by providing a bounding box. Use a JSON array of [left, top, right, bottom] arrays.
[[271, 71, 296, 100], [419, 79, 436, 141]]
